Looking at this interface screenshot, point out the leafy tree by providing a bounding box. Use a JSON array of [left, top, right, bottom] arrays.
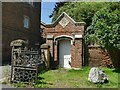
[[89, 2, 120, 50], [88, 2, 120, 69], [50, 2, 109, 27], [49, 2, 65, 19]]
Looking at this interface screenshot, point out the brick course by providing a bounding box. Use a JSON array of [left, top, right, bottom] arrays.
[[2, 2, 41, 64], [87, 46, 113, 68]]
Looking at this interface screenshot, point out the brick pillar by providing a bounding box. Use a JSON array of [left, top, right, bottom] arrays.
[[54, 42, 58, 67], [40, 44, 50, 69], [76, 39, 83, 68], [71, 39, 83, 68], [54, 44, 58, 61], [71, 43, 75, 68]]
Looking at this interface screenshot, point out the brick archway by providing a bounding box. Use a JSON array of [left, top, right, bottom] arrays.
[[54, 35, 73, 68], [54, 35, 73, 45], [41, 12, 85, 68], [55, 35, 73, 41]]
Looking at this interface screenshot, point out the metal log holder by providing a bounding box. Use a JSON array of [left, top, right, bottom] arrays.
[[10, 40, 42, 83]]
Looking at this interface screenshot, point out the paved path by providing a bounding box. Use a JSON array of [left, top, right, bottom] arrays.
[[1, 84, 15, 88], [0, 66, 15, 89], [0, 65, 11, 81]]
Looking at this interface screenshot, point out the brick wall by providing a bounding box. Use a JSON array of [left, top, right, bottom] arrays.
[[71, 39, 83, 68], [87, 46, 113, 68], [2, 2, 41, 65]]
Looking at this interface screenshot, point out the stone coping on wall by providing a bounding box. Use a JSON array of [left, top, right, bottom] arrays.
[[46, 35, 54, 40], [40, 44, 50, 49], [75, 35, 83, 39], [88, 45, 100, 49]]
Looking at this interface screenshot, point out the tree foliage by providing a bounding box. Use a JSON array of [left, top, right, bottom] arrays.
[[89, 3, 120, 50], [50, 2, 109, 27]]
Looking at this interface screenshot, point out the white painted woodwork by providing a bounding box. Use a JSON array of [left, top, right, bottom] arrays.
[[59, 40, 71, 68], [75, 35, 82, 38]]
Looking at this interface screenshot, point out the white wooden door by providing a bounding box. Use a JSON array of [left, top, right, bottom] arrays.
[[59, 40, 71, 68]]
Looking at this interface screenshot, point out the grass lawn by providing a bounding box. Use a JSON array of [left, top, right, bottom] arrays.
[[34, 67, 119, 88]]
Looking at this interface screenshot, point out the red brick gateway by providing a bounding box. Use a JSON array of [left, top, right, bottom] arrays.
[[41, 12, 85, 69]]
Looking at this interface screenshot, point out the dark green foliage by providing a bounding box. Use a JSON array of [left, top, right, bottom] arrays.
[[49, 2, 65, 19], [86, 2, 120, 69], [90, 2, 120, 50], [50, 2, 109, 27]]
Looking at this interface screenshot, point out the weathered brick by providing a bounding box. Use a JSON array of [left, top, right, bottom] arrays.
[[2, 2, 41, 65], [41, 12, 85, 68]]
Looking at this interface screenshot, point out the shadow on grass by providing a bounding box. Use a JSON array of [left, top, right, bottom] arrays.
[[35, 77, 53, 88], [37, 77, 45, 80], [36, 71, 53, 88], [112, 69, 120, 73]]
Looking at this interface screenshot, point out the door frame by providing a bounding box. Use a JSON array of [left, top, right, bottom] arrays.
[[58, 39, 71, 68], [54, 35, 73, 68]]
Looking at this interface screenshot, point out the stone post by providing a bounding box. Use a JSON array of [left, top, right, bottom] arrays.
[[40, 44, 50, 70]]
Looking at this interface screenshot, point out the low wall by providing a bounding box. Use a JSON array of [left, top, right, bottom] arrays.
[[87, 45, 113, 68]]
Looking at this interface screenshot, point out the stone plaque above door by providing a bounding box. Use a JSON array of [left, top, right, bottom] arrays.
[[59, 17, 69, 28]]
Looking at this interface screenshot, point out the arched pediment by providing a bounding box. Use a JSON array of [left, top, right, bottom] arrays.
[[55, 35, 73, 41]]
